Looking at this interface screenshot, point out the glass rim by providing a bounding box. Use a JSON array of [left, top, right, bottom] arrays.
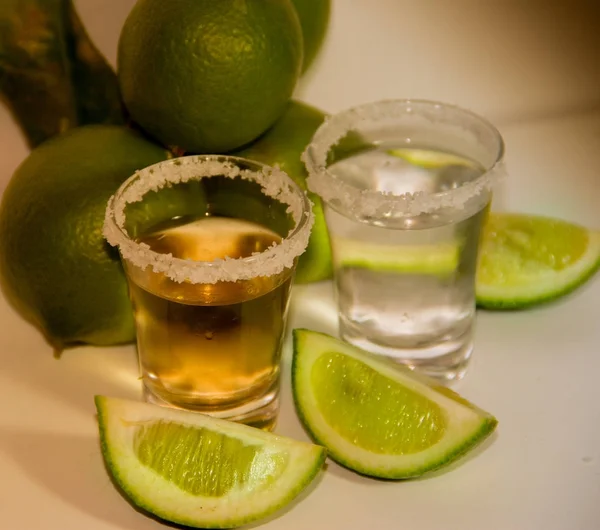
[[103, 155, 314, 284], [302, 98, 506, 218]]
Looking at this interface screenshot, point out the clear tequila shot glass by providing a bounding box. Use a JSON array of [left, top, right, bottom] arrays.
[[303, 100, 505, 381], [104, 155, 313, 429]]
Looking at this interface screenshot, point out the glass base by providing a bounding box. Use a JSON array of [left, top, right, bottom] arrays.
[[341, 323, 473, 382], [142, 383, 280, 431]]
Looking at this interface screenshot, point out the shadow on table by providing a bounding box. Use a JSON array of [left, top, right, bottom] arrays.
[[288, 282, 338, 337], [0, 427, 334, 530], [0, 428, 167, 529], [0, 337, 139, 417], [0, 292, 140, 419]]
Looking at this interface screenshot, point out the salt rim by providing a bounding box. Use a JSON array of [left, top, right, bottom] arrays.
[[103, 155, 314, 284], [302, 99, 506, 218]]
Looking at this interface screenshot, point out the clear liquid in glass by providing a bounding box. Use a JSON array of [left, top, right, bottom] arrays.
[[326, 146, 490, 381]]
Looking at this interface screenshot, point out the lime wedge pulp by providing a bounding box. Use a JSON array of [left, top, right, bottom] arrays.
[[335, 236, 460, 276], [95, 396, 326, 529], [291, 330, 497, 479], [477, 213, 600, 309], [388, 148, 473, 169]]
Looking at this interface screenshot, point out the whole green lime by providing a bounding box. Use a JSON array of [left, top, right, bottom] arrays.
[[0, 125, 169, 351], [118, 0, 303, 154], [291, 0, 331, 72], [233, 100, 333, 283]]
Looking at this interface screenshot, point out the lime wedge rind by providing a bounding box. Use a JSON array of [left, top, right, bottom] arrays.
[[477, 228, 600, 310], [291, 330, 497, 479], [95, 396, 326, 529]]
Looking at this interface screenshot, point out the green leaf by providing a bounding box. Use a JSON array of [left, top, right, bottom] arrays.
[[0, 0, 124, 148]]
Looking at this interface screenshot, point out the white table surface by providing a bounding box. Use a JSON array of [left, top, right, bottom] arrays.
[[1, 1, 599, 529]]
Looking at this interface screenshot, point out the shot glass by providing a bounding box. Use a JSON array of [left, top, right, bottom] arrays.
[[303, 99, 505, 381], [104, 155, 313, 429]]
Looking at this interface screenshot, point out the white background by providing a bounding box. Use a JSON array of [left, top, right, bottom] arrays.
[[0, 1, 599, 529]]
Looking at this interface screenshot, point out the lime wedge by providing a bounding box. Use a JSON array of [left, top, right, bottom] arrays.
[[95, 396, 326, 529], [291, 330, 497, 479], [335, 236, 460, 276], [477, 213, 600, 309], [388, 148, 472, 169]]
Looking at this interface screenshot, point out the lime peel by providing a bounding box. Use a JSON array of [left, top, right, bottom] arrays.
[[292, 329, 497, 479], [95, 396, 326, 529]]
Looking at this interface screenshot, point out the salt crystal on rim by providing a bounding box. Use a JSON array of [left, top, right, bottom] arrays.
[[302, 99, 506, 219], [104, 155, 314, 284]]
